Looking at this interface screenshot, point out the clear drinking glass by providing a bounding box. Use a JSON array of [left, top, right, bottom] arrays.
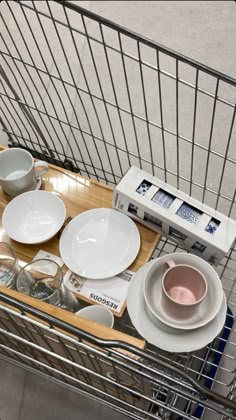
[[0, 242, 19, 288], [16, 259, 79, 312]]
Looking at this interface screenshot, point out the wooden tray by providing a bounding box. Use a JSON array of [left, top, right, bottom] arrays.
[[0, 146, 161, 346]]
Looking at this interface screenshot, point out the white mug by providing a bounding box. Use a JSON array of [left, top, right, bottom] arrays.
[[76, 305, 114, 328], [0, 148, 48, 197]]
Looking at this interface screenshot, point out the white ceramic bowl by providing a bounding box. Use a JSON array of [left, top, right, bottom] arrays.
[[2, 190, 66, 244], [76, 305, 114, 328]]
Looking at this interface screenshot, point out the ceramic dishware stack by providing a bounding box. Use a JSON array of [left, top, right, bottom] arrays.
[[127, 253, 227, 353], [58, 208, 141, 320]]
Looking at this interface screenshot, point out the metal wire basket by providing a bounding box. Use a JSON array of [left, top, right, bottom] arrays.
[[1, 1, 236, 418]]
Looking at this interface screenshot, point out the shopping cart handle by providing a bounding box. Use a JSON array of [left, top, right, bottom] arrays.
[[109, 344, 236, 413], [201, 389, 236, 412]]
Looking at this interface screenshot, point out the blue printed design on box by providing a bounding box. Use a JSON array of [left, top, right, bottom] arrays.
[[176, 203, 202, 224], [205, 218, 220, 234], [152, 189, 175, 209], [136, 180, 152, 196]]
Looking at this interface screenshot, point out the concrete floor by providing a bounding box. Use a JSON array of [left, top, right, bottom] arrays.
[[80, 1, 236, 79], [0, 358, 129, 420], [1, 1, 236, 213], [0, 1, 236, 419]]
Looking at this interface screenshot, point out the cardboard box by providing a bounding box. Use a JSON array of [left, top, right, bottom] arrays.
[[112, 166, 236, 266]]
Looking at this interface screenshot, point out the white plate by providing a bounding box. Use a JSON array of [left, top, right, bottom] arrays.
[[59, 208, 140, 279], [127, 259, 227, 353], [143, 254, 223, 330], [2, 190, 66, 244]]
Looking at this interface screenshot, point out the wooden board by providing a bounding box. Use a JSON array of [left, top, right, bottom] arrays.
[[0, 145, 161, 345], [0, 163, 160, 271], [0, 285, 145, 354]]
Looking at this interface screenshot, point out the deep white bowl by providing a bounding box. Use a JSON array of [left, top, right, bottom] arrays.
[[76, 305, 114, 328], [2, 190, 66, 244]]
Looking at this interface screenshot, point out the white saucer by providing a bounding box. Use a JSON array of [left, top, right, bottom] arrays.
[[127, 260, 227, 353], [143, 254, 223, 330], [59, 208, 140, 279]]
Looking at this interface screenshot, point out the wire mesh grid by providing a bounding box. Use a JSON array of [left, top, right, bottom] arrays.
[[1, 0, 236, 216], [1, 0, 236, 418], [0, 294, 235, 420]]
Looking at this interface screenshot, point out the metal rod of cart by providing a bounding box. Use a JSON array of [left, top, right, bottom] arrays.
[[1, 1, 236, 418]]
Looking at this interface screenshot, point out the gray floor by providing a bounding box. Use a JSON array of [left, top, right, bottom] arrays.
[[80, 1, 236, 80], [0, 358, 129, 420], [0, 1, 236, 419]]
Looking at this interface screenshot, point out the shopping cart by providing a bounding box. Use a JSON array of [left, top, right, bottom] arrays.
[[1, 1, 236, 418]]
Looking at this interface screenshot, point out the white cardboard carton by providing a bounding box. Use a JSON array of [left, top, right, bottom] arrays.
[[112, 166, 236, 266]]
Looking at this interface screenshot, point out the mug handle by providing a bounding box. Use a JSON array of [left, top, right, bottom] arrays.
[[165, 259, 176, 270], [34, 160, 49, 178]]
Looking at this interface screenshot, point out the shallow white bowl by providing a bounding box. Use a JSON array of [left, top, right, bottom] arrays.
[[2, 190, 66, 244]]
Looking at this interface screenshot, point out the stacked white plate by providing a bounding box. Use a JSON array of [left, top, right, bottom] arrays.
[[127, 253, 227, 353]]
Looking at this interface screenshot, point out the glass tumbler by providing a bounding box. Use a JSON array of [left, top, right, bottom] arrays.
[[16, 259, 79, 312], [0, 242, 19, 289]]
